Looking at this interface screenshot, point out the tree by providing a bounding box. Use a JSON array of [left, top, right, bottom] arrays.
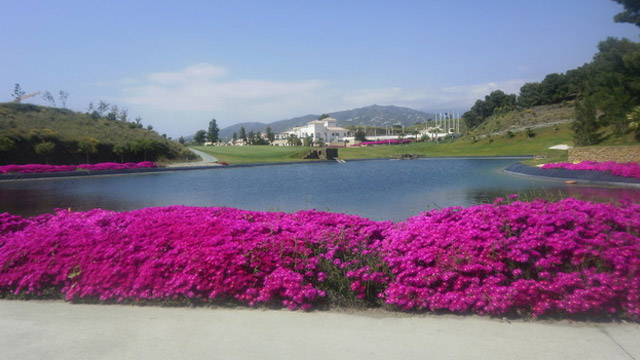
[[178, 136, 185, 145], [232, 132, 238, 143], [34, 142, 56, 164], [318, 113, 330, 120], [239, 126, 247, 141], [207, 118, 220, 143], [0, 136, 15, 153], [247, 130, 255, 145], [11, 84, 25, 102], [113, 143, 130, 163], [194, 130, 206, 145], [96, 101, 110, 116], [78, 137, 99, 163], [613, 0, 640, 27], [132, 138, 165, 161], [58, 90, 69, 108], [266, 126, 275, 143], [303, 135, 313, 147], [42, 91, 56, 107], [626, 105, 640, 140], [572, 99, 602, 146], [106, 104, 119, 121], [118, 108, 129, 122], [287, 134, 301, 146], [354, 128, 367, 142], [463, 90, 517, 129]]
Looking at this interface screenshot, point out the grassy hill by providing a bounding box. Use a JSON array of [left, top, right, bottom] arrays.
[[0, 103, 194, 165], [461, 102, 573, 138]]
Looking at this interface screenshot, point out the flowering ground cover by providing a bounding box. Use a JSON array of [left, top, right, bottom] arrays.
[[0, 162, 157, 174], [351, 139, 413, 147], [1, 198, 639, 319], [541, 161, 640, 180]]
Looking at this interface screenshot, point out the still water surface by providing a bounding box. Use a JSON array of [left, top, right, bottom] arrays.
[[1, 158, 638, 221]]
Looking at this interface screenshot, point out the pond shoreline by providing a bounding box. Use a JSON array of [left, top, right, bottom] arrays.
[[505, 163, 640, 188], [0, 156, 533, 182]]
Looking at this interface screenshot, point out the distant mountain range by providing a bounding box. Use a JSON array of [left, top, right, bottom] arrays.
[[219, 105, 434, 139]]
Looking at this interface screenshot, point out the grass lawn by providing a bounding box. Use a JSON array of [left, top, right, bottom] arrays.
[[190, 123, 640, 166], [192, 145, 311, 164], [341, 123, 575, 165]]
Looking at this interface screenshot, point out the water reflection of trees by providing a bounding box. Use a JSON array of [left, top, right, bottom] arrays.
[[0, 188, 130, 217]]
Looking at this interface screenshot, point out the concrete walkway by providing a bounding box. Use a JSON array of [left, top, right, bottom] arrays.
[[1, 300, 638, 360], [189, 147, 218, 163]]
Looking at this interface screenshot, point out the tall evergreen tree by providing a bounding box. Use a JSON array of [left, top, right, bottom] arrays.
[[207, 118, 220, 143], [266, 126, 275, 143]]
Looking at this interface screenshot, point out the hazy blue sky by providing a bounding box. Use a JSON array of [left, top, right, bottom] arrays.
[[1, 0, 638, 137]]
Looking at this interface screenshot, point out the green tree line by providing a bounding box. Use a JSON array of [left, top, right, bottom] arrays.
[[463, 0, 640, 145]]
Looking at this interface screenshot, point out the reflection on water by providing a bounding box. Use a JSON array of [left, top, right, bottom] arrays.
[[1, 159, 638, 221]]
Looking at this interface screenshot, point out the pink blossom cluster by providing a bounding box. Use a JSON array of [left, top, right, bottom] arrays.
[[351, 139, 413, 147], [76, 162, 157, 171], [0, 162, 156, 174], [1, 198, 639, 318], [0, 207, 390, 311], [0, 164, 76, 174], [541, 161, 640, 180], [381, 198, 640, 317]]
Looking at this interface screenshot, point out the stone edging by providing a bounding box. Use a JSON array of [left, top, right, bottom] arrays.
[[504, 163, 640, 188]]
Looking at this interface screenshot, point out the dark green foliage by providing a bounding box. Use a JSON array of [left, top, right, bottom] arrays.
[[511, 34, 640, 143], [266, 126, 275, 143], [462, 90, 517, 129], [11, 84, 25, 102], [193, 130, 206, 145], [525, 128, 536, 138], [572, 99, 602, 146], [613, 0, 640, 27], [354, 128, 367, 142], [34, 141, 55, 164], [239, 126, 247, 141], [207, 118, 220, 143]]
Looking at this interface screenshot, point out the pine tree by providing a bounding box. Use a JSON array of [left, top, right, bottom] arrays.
[[207, 118, 220, 143]]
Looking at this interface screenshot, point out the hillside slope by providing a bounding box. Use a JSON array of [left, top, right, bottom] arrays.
[[0, 103, 192, 165], [468, 103, 575, 138]]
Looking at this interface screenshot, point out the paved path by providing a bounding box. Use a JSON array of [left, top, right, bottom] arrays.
[[165, 147, 219, 168], [1, 300, 638, 360], [189, 147, 218, 163]]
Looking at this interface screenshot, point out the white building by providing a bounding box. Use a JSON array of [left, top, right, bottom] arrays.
[[274, 118, 350, 146]]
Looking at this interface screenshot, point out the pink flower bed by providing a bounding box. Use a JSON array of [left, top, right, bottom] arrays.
[[541, 161, 640, 180], [0, 164, 76, 174], [0, 162, 156, 174], [77, 161, 157, 171], [1, 198, 639, 318], [351, 139, 413, 147]]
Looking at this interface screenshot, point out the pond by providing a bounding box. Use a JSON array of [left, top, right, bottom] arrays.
[[1, 158, 639, 221]]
